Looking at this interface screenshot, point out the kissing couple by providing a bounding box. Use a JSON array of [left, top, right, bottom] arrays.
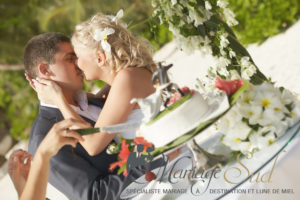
[[8, 10, 179, 200]]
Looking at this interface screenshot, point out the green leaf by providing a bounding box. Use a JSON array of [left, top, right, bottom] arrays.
[[117, 163, 127, 175], [197, 24, 206, 37], [230, 80, 250, 105]]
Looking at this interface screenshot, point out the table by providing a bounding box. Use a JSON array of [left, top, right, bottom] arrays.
[[129, 122, 300, 200]]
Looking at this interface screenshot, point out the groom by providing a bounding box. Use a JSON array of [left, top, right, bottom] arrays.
[[9, 32, 164, 200]]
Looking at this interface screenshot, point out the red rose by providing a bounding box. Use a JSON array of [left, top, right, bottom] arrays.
[[215, 77, 244, 96]]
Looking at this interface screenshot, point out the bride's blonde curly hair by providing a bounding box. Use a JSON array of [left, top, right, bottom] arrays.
[[71, 12, 157, 74]]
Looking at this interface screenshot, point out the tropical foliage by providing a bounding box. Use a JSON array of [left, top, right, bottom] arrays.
[[228, 0, 300, 45]]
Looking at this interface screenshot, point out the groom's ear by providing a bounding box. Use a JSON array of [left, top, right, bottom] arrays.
[[37, 63, 51, 78], [96, 50, 106, 67]]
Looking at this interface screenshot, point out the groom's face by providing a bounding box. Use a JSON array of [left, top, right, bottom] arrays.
[[47, 42, 83, 92]]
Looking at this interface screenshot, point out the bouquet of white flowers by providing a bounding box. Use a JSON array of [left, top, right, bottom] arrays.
[[217, 82, 300, 155]]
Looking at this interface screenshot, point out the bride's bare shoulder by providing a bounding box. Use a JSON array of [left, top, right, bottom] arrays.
[[114, 67, 152, 83], [113, 67, 155, 95]]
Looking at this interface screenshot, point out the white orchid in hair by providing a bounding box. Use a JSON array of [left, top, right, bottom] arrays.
[[109, 9, 127, 28], [93, 28, 115, 52], [112, 9, 124, 22]]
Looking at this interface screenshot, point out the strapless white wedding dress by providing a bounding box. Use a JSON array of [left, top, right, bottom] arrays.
[[113, 109, 144, 144]]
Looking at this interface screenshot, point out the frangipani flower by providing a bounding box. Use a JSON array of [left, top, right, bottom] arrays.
[[253, 91, 285, 111], [274, 121, 289, 138], [218, 108, 243, 132], [238, 104, 262, 125], [260, 109, 281, 126], [280, 87, 299, 105], [254, 97, 285, 126], [221, 122, 253, 154], [93, 28, 115, 52], [285, 101, 300, 126], [255, 82, 281, 95], [249, 128, 276, 150], [239, 89, 255, 105]]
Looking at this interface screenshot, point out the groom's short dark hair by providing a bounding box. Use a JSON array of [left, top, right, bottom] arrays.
[[23, 33, 70, 78]]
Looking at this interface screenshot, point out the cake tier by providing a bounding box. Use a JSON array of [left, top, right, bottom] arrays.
[[140, 91, 209, 147]]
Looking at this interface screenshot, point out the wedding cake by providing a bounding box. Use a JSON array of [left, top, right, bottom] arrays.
[[137, 88, 211, 147]]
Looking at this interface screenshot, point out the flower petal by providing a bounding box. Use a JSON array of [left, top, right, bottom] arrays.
[[104, 28, 115, 35], [93, 29, 103, 41], [109, 161, 123, 172], [101, 40, 111, 52], [112, 9, 124, 22]]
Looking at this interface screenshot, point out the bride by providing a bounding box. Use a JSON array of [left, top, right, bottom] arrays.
[[33, 10, 157, 156]]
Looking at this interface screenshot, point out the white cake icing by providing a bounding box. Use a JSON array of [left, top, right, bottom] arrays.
[[139, 91, 210, 147]]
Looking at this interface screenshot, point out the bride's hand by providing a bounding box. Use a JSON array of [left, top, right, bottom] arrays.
[[24, 73, 36, 92], [37, 118, 88, 157], [32, 78, 64, 106]]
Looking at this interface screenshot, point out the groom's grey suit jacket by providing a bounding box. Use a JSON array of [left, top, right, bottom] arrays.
[[28, 98, 164, 200]]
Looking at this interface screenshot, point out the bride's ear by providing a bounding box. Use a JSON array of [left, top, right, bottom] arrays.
[[96, 50, 106, 67], [37, 63, 52, 78]]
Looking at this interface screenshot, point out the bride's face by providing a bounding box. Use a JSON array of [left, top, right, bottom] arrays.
[[73, 44, 101, 81]]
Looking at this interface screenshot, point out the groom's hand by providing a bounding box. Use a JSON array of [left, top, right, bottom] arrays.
[[8, 149, 32, 197]]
